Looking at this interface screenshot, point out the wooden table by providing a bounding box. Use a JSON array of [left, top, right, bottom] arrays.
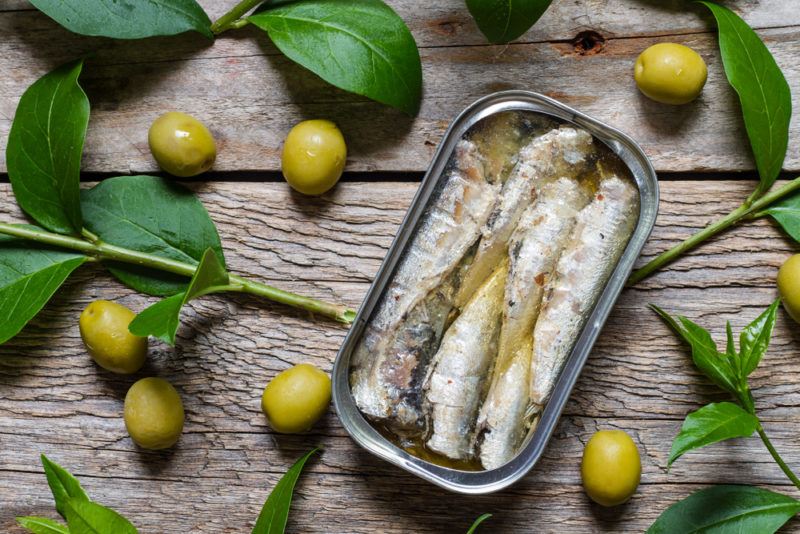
[[2, 1, 799, 532]]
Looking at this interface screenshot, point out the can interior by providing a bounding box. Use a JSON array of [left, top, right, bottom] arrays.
[[332, 91, 659, 495]]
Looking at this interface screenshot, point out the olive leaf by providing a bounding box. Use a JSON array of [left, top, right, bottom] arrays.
[[699, 2, 792, 196], [738, 300, 780, 377], [0, 234, 88, 345], [762, 191, 800, 242], [668, 402, 758, 466], [6, 59, 88, 235], [35, 456, 138, 533], [30, 0, 212, 39], [252, 448, 319, 534], [465, 0, 553, 44], [725, 320, 735, 357], [651, 305, 738, 395], [129, 248, 229, 345], [64, 500, 138, 534], [466, 513, 492, 533], [40, 455, 90, 519], [648, 485, 800, 534], [81, 176, 226, 297], [249, 0, 422, 115], [16, 516, 69, 534]]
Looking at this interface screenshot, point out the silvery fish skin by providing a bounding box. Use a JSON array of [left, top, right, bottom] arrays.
[[455, 127, 595, 308], [529, 174, 639, 407], [350, 139, 499, 429], [423, 260, 508, 460], [476, 177, 591, 470]]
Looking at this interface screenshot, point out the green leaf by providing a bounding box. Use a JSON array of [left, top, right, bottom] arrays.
[[0, 234, 88, 345], [465, 0, 552, 44], [81, 175, 225, 296], [6, 59, 88, 235], [648, 485, 800, 534], [466, 513, 492, 534], [40, 455, 89, 519], [16, 517, 69, 534], [64, 499, 137, 534], [651, 305, 738, 394], [249, 0, 422, 115], [668, 402, 758, 466], [129, 248, 229, 345], [252, 448, 319, 534], [30, 0, 212, 39], [763, 191, 800, 242], [738, 300, 780, 377], [725, 321, 735, 357], [699, 2, 792, 194]]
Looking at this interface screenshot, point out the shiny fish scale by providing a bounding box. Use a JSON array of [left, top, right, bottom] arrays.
[[350, 140, 498, 427], [529, 174, 639, 407], [455, 127, 595, 308], [477, 178, 590, 470], [423, 260, 508, 460]]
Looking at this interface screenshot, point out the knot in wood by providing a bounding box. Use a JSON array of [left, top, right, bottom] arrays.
[[571, 30, 607, 55]]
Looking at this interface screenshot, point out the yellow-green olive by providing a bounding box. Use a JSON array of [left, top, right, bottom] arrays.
[[261, 363, 331, 433], [281, 120, 346, 195], [634, 43, 708, 105], [778, 254, 800, 323], [148, 111, 216, 177], [581, 430, 641, 507], [79, 300, 147, 375], [124, 377, 184, 450]]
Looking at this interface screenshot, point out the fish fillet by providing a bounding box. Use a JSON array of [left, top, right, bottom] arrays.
[[350, 139, 499, 431], [476, 177, 592, 470], [529, 174, 639, 407], [454, 127, 595, 309], [424, 260, 508, 460]]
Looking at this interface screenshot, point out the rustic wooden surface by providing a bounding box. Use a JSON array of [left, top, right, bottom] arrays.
[[2, 1, 800, 533]]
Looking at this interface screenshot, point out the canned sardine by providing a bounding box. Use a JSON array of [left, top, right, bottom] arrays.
[[333, 91, 658, 494]]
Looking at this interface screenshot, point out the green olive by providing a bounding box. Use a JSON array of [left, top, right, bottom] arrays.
[[581, 430, 641, 507], [281, 120, 346, 195], [778, 254, 800, 323], [634, 43, 708, 105], [148, 111, 216, 177], [261, 363, 331, 433], [79, 300, 147, 374], [124, 377, 184, 450]]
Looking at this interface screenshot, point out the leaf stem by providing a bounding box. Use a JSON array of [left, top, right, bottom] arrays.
[[210, 0, 263, 34], [0, 222, 356, 324], [757, 424, 800, 491], [629, 176, 800, 285]]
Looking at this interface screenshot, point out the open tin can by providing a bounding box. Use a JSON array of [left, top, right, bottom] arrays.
[[332, 90, 659, 494]]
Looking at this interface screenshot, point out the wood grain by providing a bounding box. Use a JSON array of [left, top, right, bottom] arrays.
[[0, 1, 798, 174], [2, 179, 800, 533]]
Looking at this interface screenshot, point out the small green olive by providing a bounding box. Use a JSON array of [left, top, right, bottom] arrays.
[[124, 377, 185, 450], [261, 363, 331, 433], [281, 120, 346, 196], [778, 254, 800, 323], [79, 300, 147, 374], [148, 111, 216, 177], [634, 43, 708, 105], [581, 430, 641, 507]]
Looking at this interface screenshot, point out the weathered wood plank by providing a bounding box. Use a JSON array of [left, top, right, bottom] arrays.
[[1, 416, 798, 488], [0, 3, 798, 174], [4, 0, 796, 44], [0, 429, 793, 534], [5, 466, 798, 534], [2, 179, 800, 533]]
